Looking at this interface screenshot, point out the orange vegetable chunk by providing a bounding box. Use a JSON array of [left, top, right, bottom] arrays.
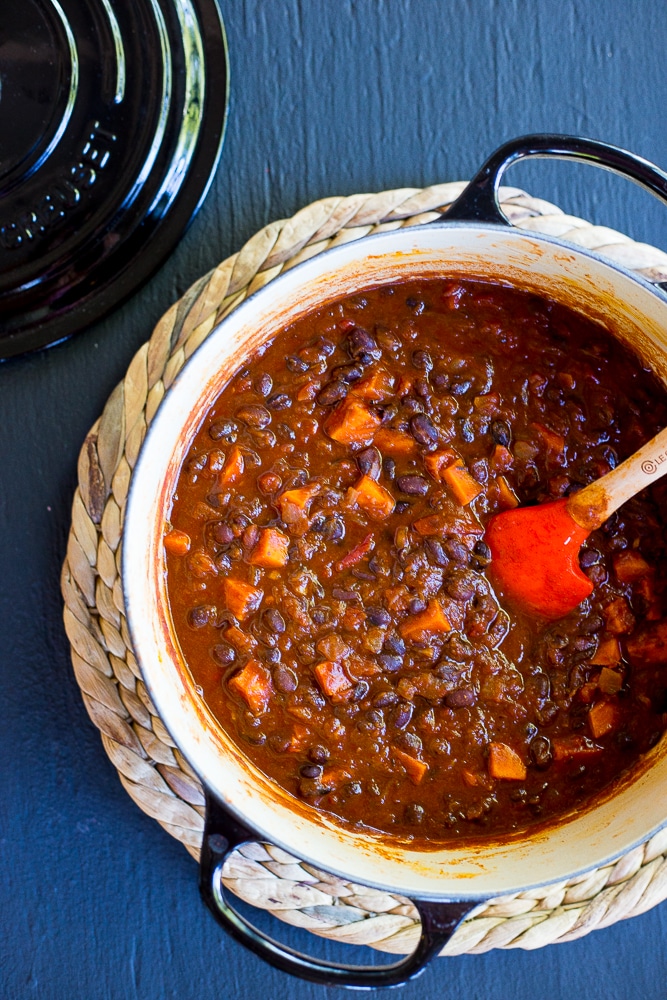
[[412, 513, 446, 536], [598, 666, 623, 695], [399, 599, 451, 640], [218, 445, 245, 486], [323, 396, 381, 447], [590, 635, 622, 667], [313, 660, 354, 701], [393, 748, 429, 785], [351, 475, 396, 520], [276, 483, 319, 523], [532, 422, 566, 458], [588, 699, 621, 738], [488, 742, 526, 780], [228, 660, 273, 715], [374, 427, 418, 458], [495, 475, 519, 510], [442, 459, 483, 505], [164, 528, 191, 556], [627, 620, 667, 665], [352, 368, 395, 401], [225, 626, 257, 654], [222, 578, 264, 620], [613, 549, 651, 583], [424, 448, 459, 481], [551, 735, 603, 761], [247, 527, 290, 568], [489, 444, 513, 473], [602, 597, 635, 635]]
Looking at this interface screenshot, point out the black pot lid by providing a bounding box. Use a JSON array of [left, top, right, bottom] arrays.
[[0, 0, 229, 357]]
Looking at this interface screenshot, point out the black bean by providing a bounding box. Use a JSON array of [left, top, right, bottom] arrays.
[[536, 702, 559, 726], [317, 381, 348, 406], [276, 422, 296, 441], [331, 362, 364, 383], [352, 681, 370, 702], [286, 355, 310, 373], [255, 373, 273, 397], [274, 666, 298, 692], [267, 392, 292, 410], [473, 540, 491, 563], [396, 475, 429, 496], [374, 690, 399, 707], [425, 538, 449, 567], [402, 397, 425, 415], [308, 745, 330, 764], [490, 420, 511, 447], [458, 418, 475, 443], [264, 648, 281, 664], [236, 404, 271, 429], [211, 642, 235, 665], [579, 614, 604, 634], [357, 446, 382, 479], [408, 598, 426, 614], [391, 703, 413, 729], [212, 522, 235, 545], [443, 569, 477, 601], [379, 654, 403, 672], [323, 516, 345, 543], [443, 539, 469, 564], [345, 327, 382, 362], [383, 633, 406, 656], [367, 605, 391, 627], [409, 413, 438, 447], [404, 803, 425, 824], [444, 688, 476, 709], [300, 764, 323, 778], [394, 501, 411, 514], [530, 735, 553, 769], [264, 608, 286, 634], [432, 372, 449, 392], [332, 588, 358, 602], [411, 349, 433, 372], [188, 605, 215, 628], [450, 377, 471, 395], [209, 420, 237, 442], [579, 548, 601, 568]]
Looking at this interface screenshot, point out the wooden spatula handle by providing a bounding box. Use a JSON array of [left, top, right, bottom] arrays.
[[567, 424, 667, 531]]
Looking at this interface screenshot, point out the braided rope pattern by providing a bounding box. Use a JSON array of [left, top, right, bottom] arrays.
[[61, 183, 667, 954]]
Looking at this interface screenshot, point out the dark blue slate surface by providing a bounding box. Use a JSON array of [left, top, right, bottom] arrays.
[[3, 2, 667, 997]]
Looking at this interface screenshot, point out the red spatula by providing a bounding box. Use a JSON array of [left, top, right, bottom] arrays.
[[486, 425, 667, 619]]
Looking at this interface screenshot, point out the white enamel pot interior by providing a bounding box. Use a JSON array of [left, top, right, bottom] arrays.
[[123, 217, 667, 903]]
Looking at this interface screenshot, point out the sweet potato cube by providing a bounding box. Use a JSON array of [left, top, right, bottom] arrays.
[[588, 699, 621, 738], [442, 459, 483, 506], [228, 660, 273, 715], [627, 620, 667, 666], [598, 667, 623, 695], [489, 444, 514, 473], [313, 660, 354, 701], [374, 427, 418, 458], [224, 625, 257, 654], [551, 735, 603, 761], [495, 475, 519, 510], [324, 397, 381, 447], [221, 578, 264, 620], [164, 528, 191, 556], [412, 513, 446, 536], [424, 448, 459, 481], [276, 483, 319, 523], [247, 527, 290, 568], [218, 445, 245, 486], [532, 422, 566, 457], [393, 748, 429, 785], [602, 597, 635, 635], [590, 635, 622, 667], [351, 475, 395, 520], [352, 368, 395, 401], [613, 549, 652, 584], [488, 742, 526, 781], [399, 599, 451, 640]]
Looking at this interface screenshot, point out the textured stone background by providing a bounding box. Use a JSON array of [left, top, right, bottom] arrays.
[[3, 1, 667, 997]]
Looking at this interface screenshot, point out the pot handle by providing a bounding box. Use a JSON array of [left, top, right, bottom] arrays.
[[444, 134, 667, 287], [200, 791, 477, 989]]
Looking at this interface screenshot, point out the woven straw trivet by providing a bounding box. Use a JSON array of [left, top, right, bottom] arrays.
[[62, 182, 667, 957]]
